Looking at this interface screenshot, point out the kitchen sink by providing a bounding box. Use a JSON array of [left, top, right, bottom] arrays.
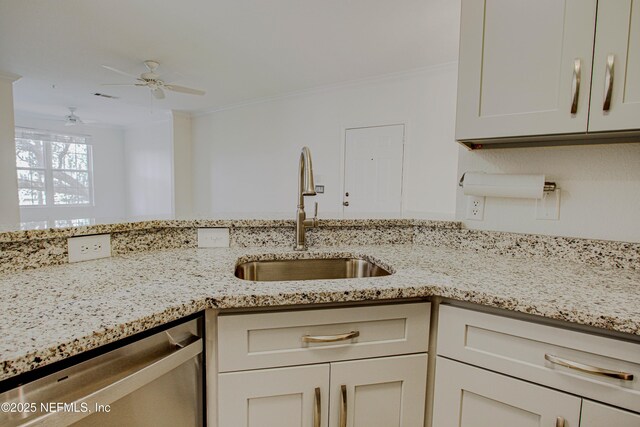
[[234, 258, 391, 282]]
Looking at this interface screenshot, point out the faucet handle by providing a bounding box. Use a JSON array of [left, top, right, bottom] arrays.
[[313, 201, 318, 219]]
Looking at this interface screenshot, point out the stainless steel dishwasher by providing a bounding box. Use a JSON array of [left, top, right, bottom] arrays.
[[0, 316, 203, 426]]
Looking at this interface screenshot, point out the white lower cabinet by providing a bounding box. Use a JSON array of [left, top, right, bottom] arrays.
[[218, 354, 427, 427], [434, 306, 640, 427], [433, 356, 640, 427], [433, 357, 582, 427], [218, 364, 330, 427], [581, 400, 640, 426], [329, 354, 427, 427], [215, 303, 430, 427]]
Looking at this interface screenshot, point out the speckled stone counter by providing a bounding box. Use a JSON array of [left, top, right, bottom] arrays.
[[2, 218, 639, 273], [0, 219, 461, 273], [1, 243, 639, 382]]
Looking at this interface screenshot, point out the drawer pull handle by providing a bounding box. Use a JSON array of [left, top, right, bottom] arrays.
[[603, 54, 614, 111], [339, 384, 347, 427], [571, 58, 581, 115], [313, 387, 321, 427], [545, 354, 634, 381], [556, 416, 565, 427], [302, 331, 360, 343]]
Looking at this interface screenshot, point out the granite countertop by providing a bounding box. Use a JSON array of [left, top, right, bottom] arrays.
[[0, 218, 458, 242], [1, 243, 639, 381]]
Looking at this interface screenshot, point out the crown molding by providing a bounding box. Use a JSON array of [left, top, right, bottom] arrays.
[[171, 110, 192, 119], [0, 70, 21, 82]]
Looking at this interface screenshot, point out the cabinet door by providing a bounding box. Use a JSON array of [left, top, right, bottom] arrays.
[[218, 364, 329, 427], [589, 0, 640, 131], [456, 0, 597, 140], [581, 400, 640, 427], [433, 357, 581, 427], [328, 354, 427, 427]]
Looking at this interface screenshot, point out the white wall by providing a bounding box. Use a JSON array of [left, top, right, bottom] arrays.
[[172, 111, 193, 218], [192, 64, 459, 219], [457, 143, 640, 243], [0, 73, 20, 225], [124, 117, 174, 219], [14, 114, 127, 224]]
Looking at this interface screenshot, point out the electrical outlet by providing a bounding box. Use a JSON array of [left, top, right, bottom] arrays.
[[68, 234, 111, 263], [198, 228, 230, 248], [465, 195, 485, 220]]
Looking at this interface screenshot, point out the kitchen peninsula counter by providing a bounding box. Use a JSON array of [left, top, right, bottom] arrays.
[[1, 241, 639, 381]]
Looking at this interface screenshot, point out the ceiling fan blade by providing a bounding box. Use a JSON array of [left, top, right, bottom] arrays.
[[102, 65, 139, 79], [164, 84, 205, 96], [152, 87, 165, 100], [101, 83, 141, 87]]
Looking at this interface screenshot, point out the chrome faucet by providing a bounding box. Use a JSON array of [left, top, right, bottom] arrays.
[[294, 146, 318, 250]]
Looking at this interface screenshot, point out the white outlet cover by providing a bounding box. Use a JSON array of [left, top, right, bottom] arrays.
[[68, 234, 111, 263], [465, 195, 485, 221], [536, 189, 561, 220], [198, 228, 230, 248]]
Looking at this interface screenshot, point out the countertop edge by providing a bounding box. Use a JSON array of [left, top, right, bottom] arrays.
[[2, 284, 638, 384]]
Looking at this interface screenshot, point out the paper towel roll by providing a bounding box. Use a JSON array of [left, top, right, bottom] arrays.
[[462, 172, 545, 199]]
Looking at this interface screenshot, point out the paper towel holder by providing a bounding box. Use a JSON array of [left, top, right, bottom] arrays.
[[458, 172, 557, 192]]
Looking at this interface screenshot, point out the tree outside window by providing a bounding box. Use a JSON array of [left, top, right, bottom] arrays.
[[15, 128, 93, 207]]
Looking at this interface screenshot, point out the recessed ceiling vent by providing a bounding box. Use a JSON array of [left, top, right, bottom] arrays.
[[93, 92, 119, 99]]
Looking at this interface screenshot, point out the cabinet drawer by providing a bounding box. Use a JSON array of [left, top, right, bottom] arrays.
[[438, 305, 640, 412], [218, 303, 430, 372]]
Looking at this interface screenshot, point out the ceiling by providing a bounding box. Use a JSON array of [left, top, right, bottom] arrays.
[[0, 0, 461, 127]]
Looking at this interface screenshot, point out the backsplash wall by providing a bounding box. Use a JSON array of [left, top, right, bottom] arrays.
[[457, 142, 640, 243]]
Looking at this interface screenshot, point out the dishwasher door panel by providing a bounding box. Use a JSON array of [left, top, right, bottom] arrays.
[[0, 317, 203, 427]]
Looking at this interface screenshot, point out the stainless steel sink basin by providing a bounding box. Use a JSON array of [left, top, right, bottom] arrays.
[[235, 258, 391, 282]]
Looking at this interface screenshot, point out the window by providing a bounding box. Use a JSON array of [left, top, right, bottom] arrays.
[[15, 128, 93, 207]]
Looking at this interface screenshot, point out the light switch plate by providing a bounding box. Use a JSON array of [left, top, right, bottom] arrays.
[[198, 228, 230, 248], [68, 234, 111, 263]]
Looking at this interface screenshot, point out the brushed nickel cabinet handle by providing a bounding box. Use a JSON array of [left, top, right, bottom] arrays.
[[339, 385, 347, 427], [545, 354, 634, 381], [314, 387, 321, 427], [571, 58, 581, 115], [556, 416, 565, 427], [302, 331, 360, 343], [603, 54, 615, 111]]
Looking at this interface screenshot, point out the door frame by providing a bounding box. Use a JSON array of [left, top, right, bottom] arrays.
[[340, 121, 409, 218]]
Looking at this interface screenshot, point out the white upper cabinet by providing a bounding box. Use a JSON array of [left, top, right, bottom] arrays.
[[588, 0, 640, 131], [456, 0, 597, 141]]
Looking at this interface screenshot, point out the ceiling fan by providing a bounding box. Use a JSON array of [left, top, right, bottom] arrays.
[[101, 60, 206, 99], [62, 107, 95, 126]]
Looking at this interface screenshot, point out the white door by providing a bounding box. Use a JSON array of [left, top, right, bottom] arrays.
[[432, 357, 582, 427], [343, 125, 404, 217], [589, 0, 640, 131], [218, 364, 330, 427], [328, 354, 427, 427], [456, 0, 597, 140], [581, 400, 640, 427]]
